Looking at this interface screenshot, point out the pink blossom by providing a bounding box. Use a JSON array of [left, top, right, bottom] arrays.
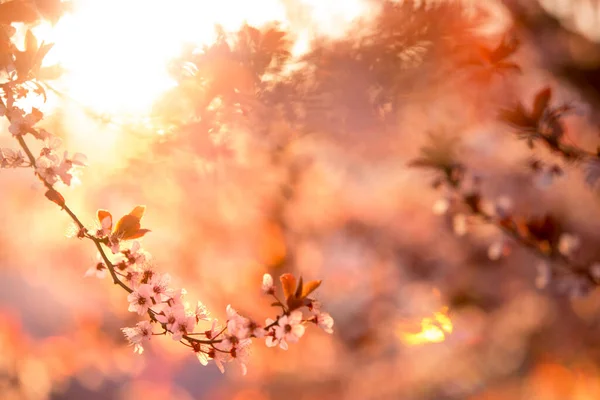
[[168, 288, 188, 308], [171, 313, 196, 341], [35, 157, 59, 185], [230, 338, 252, 375], [55, 152, 87, 186], [226, 304, 250, 339], [212, 341, 233, 373], [267, 311, 305, 350], [122, 241, 147, 265], [149, 272, 172, 302], [121, 320, 153, 354], [127, 284, 154, 315], [194, 344, 211, 366], [155, 304, 185, 332], [195, 301, 210, 322], [204, 319, 223, 340], [40, 135, 62, 165], [315, 311, 334, 334], [84, 254, 107, 279], [99, 215, 112, 237]]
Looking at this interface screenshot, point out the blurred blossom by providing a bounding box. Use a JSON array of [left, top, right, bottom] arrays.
[[591, 263, 600, 282], [558, 233, 580, 257], [432, 197, 450, 215], [487, 238, 508, 261], [535, 262, 552, 289], [84, 253, 107, 279], [452, 213, 468, 236], [4, 1, 600, 399]]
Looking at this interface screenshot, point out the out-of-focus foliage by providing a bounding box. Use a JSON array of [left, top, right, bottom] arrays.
[[4, 0, 600, 399]]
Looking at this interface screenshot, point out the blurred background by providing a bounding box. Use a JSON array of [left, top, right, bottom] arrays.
[[3, 0, 600, 398]]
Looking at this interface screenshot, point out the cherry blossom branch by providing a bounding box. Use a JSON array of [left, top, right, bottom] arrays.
[[5, 109, 295, 348], [499, 86, 600, 189], [418, 158, 600, 296], [0, 36, 334, 374]]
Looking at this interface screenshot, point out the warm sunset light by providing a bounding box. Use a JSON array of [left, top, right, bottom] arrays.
[[396, 306, 454, 345], [7, 1, 600, 398], [28, 0, 369, 116]]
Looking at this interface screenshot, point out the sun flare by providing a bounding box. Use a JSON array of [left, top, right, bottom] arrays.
[[396, 306, 454, 346], [27, 0, 369, 117]]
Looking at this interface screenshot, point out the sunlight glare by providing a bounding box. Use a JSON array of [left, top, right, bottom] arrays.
[[29, 0, 371, 117], [34, 0, 287, 115], [396, 306, 454, 346]]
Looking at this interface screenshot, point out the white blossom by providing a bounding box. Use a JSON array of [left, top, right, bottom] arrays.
[[315, 311, 334, 334], [558, 233, 580, 257], [432, 198, 450, 215], [453, 213, 468, 236], [195, 301, 210, 322], [487, 239, 507, 261], [261, 273, 275, 294], [194, 344, 211, 366], [84, 254, 107, 279], [171, 312, 196, 341], [535, 262, 552, 289], [121, 320, 153, 354], [267, 311, 305, 350]]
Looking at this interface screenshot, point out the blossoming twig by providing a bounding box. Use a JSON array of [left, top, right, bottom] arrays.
[[409, 133, 599, 296], [0, 29, 334, 375]]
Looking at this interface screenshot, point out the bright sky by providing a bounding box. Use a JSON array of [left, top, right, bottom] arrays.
[[29, 0, 371, 115]]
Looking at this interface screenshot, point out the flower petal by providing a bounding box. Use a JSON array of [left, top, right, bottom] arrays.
[[98, 210, 112, 229]]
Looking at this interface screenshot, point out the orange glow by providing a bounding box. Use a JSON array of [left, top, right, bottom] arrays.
[[396, 306, 454, 345], [28, 0, 369, 116]]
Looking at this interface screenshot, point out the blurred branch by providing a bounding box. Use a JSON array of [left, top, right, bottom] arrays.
[[501, 0, 600, 120], [409, 137, 598, 292]]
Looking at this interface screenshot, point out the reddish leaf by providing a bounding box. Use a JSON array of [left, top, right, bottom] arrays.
[[124, 228, 151, 240], [301, 279, 322, 298], [525, 214, 559, 244], [45, 188, 64, 208], [499, 103, 536, 130], [489, 35, 519, 64], [113, 214, 141, 239], [128, 205, 146, 219], [532, 87, 552, 122], [280, 273, 297, 300]]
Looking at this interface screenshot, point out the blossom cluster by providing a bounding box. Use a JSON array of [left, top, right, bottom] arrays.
[[0, 31, 334, 376], [410, 129, 600, 296]]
